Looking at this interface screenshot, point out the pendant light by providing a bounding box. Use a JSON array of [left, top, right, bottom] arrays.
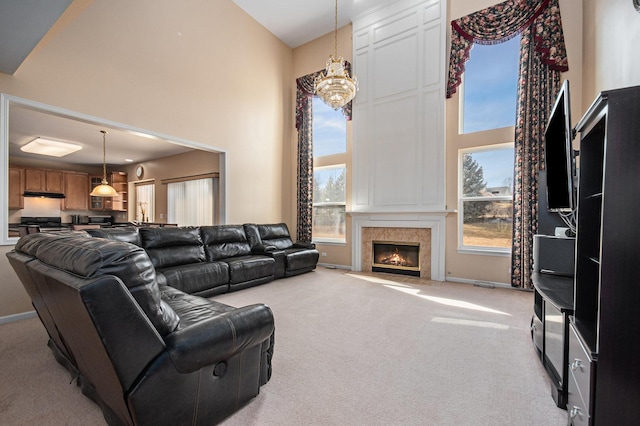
[[89, 130, 119, 197], [314, 0, 358, 110]]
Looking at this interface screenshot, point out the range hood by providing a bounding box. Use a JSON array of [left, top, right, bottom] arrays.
[[23, 191, 66, 199]]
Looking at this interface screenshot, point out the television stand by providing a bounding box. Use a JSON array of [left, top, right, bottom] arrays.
[[531, 271, 574, 408]]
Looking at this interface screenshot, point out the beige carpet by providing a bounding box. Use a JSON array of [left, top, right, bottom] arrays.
[[0, 268, 567, 425]]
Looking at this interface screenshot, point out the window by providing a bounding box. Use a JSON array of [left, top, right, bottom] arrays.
[[459, 144, 514, 253], [167, 178, 214, 226], [462, 35, 520, 133], [312, 96, 348, 243], [313, 96, 346, 156], [313, 165, 346, 243], [135, 183, 155, 222]]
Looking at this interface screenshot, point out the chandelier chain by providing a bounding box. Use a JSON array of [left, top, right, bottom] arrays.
[[333, 0, 338, 57]]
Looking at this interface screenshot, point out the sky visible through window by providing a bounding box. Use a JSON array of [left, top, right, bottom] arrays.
[[313, 96, 346, 157], [467, 147, 514, 190], [463, 35, 521, 134]]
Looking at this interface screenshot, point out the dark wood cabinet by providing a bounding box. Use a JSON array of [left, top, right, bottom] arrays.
[[568, 85, 640, 425]]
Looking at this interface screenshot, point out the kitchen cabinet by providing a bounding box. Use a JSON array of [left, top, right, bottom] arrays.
[[63, 172, 89, 210], [90, 172, 128, 212], [9, 167, 24, 209], [24, 169, 64, 193], [110, 172, 128, 212]]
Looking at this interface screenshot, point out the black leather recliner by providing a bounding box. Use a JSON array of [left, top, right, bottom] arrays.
[[244, 223, 320, 278], [7, 232, 275, 426]]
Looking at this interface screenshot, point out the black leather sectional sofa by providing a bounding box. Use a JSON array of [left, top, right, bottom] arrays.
[[7, 232, 275, 425], [87, 223, 320, 297]]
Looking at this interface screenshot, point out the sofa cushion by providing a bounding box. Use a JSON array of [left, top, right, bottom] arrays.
[[201, 225, 252, 261], [140, 227, 205, 269], [15, 233, 179, 336], [87, 227, 141, 246], [254, 223, 295, 250], [283, 248, 320, 272], [223, 255, 275, 284], [160, 285, 236, 329], [157, 262, 229, 296]]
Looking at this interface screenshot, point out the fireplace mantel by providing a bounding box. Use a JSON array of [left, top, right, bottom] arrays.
[[349, 211, 450, 281]]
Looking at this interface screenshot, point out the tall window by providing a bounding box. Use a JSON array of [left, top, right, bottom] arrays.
[[167, 178, 214, 226], [135, 183, 155, 222], [461, 34, 520, 133], [313, 165, 346, 243], [313, 96, 347, 243], [459, 144, 514, 252]]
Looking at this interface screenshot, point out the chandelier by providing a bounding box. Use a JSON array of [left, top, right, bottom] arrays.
[[89, 130, 119, 197], [315, 0, 358, 110]]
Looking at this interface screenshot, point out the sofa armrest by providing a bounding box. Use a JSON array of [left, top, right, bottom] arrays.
[[293, 242, 316, 249], [165, 304, 274, 373], [252, 244, 277, 254]]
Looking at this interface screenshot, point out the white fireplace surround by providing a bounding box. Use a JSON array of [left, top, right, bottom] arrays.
[[350, 211, 447, 281]]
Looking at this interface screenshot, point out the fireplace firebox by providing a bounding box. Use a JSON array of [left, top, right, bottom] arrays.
[[372, 241, 420, 277]]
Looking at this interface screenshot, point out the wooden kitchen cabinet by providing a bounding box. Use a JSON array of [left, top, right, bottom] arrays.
[[24, 169, 64, 192], [9, 167, 24, 209], [90, 172, 128, 211], [63, 172, 89, 210]]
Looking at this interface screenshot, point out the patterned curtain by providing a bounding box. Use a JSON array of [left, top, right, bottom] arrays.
[[445, 0, 568, 288], [511, 0, 567, 289], [295, 62, 353, 243]]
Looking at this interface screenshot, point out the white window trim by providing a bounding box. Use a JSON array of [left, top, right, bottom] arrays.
[[458, 143, 514, 255]]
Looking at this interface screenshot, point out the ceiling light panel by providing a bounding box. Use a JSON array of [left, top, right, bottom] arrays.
[[20, 137, 82, 157]]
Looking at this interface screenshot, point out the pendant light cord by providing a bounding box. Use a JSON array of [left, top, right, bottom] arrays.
[[100, 130, 108, 183]]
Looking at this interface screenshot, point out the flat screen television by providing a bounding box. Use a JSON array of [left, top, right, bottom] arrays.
[[544, 80, 576, 212]]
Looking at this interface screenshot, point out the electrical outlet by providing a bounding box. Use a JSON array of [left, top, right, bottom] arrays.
[[321, 252, 327, 257]]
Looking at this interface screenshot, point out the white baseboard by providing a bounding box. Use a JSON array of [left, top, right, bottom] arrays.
[[445, 276, 515, 290], [317, 263, 352, 271], [0, 310, 37, 325]]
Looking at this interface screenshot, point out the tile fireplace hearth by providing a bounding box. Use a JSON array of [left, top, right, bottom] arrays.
[[350, 212, 448, 281]]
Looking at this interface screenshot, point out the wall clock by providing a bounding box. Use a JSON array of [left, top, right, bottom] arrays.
[[136, 165, 144, 178]]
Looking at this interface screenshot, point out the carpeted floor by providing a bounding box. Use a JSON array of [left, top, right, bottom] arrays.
[[0, 268, 567, 425]]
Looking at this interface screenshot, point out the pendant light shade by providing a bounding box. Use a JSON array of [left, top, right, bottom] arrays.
[[90, 130, 119, 197], [314, 0, 358, 110]]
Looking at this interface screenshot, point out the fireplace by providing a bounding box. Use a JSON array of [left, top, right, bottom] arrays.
[[372, 241, 420, 277]]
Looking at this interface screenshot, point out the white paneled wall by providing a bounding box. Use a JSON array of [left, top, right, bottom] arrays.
[[352, 0, 446, 212], [350, 0, 448, 280]]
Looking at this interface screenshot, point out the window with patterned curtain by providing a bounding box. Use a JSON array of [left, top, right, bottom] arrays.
[[167, 178, 214, 226], [135, 182, 155, 223], [446, 0, 568, 289]]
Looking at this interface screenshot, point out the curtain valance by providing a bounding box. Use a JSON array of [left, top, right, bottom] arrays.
[[446, 0, 568, 98]]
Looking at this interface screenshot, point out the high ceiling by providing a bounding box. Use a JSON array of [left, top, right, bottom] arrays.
[[231, 0, 402, 48], [9, 106, 194, 167], [1, 0, 401, 166]]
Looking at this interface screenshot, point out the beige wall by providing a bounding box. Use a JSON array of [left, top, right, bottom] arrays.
[[0, 0, 293, 317], [124, 149, 219, 223], [291, 26, 354, 267], [444, 0, 583, 285], [582, 0, 640, 108]]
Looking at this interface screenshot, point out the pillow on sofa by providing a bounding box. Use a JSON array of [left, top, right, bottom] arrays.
[[16, 233, 180, 336]]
